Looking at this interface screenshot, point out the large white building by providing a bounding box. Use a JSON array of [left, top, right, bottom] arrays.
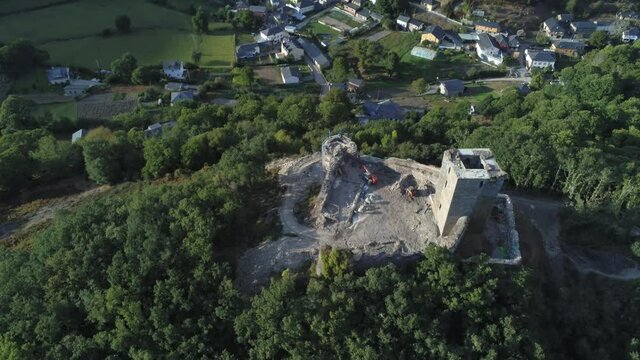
[[525, 49, 556, 70]]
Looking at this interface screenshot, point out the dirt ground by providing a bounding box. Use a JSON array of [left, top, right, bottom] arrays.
[[18, 93, 70, 104], [319, 16, 352, 32], [77, 93, 138, 119], [0, 177, 109, 247], [475, 2, 552, 32], [254, 66, 283, 85]]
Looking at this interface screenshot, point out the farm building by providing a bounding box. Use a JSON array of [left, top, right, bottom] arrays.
[[64, 79, 101, 97], [347, 78, 365, 92]]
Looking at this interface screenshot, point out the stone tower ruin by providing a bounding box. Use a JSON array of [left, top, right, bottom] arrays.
[[432, 149, 507, 236]]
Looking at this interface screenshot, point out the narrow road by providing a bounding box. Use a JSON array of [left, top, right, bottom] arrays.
[[471, 76, 532, 83], [305, 56, 329, 96]]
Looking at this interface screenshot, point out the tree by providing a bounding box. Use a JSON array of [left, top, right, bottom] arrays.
[[411, 78, 427, 94], [326, 57, 349, 83], [80, 127, 142, 184], [110, 52, 137, 83], [233, 10, 262, 31], [191, 50, 202, 64], [0, 39, 49, 79], [115, 15, 132, 34], [231, 66, 253, 88], [0, 95, 35, 132], [385, 52, 400, 77], [589, 30, 609, 49], [131, 65, 162, 85], [192, 6, 209, 34]]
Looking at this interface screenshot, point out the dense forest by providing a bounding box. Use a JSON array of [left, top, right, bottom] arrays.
[[0, 41, 639, 358]]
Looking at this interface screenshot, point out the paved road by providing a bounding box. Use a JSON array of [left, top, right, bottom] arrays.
[[305, 56, 330, 96]]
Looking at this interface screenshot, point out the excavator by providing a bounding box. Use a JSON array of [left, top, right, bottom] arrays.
[[361, 165, 378, 185]]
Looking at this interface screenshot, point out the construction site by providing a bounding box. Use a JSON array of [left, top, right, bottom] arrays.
[[239, 135, 521, 288]]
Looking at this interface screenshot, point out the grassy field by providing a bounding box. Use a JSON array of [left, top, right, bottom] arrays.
[[0, 0, 192, 43], [42, 30, 235, 69], [377, 31, 494, 83], [0, 0, 63, 15], [33, 102, 78, 121], [0, 0, 237, 70], [306, 20, 341, 41], [9, 70, 54, 94]]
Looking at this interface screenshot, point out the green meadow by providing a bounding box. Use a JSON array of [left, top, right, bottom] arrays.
[[0, 0, 236, 69]]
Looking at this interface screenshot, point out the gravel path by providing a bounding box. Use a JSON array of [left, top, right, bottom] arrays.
[[365, 30, 391, 42]]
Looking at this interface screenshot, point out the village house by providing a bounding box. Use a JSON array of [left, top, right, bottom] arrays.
[[622, 28, 639, 42], [617, 11, 639, 21], [422, 0, 439, 11], [542, 17, 567, 38], [294, 0, 316, 14], [474, 20, 501, 34], [570, 21, 597, 38], [396, 15, 410, 30], [280, 38, 305, 61], [171, 91, 195, 106], [551, 41, 585, 57], [408, 19, 424, 32], [144, 121, 177, 137], [46, 67, 70, 84], [259, 26, 286, 42], [370, 11, 383, 22], [298, 38, 331, 69], [594, 20, 614, 34], [165, 82, 185, 92], [421, 25, 446, 44], [356, 8, 370, 21], [525, 49, 556, 70], [347, 78, 365, 93], [476, 33, 502, 65], [439, 79, 465, 97], [64, 79, 101, 97], [361, 99, 405, 121], [556, 13, 574, 24], [163, 61, 186, 80], [236, 43, 262, 60], [352, 0, 363, 7], [507, 34, 520, 50], [281, 66, 301, 84], [249, 5, 267, 18], [493, 34, 509, 51], [344, 2, 360, 16]]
